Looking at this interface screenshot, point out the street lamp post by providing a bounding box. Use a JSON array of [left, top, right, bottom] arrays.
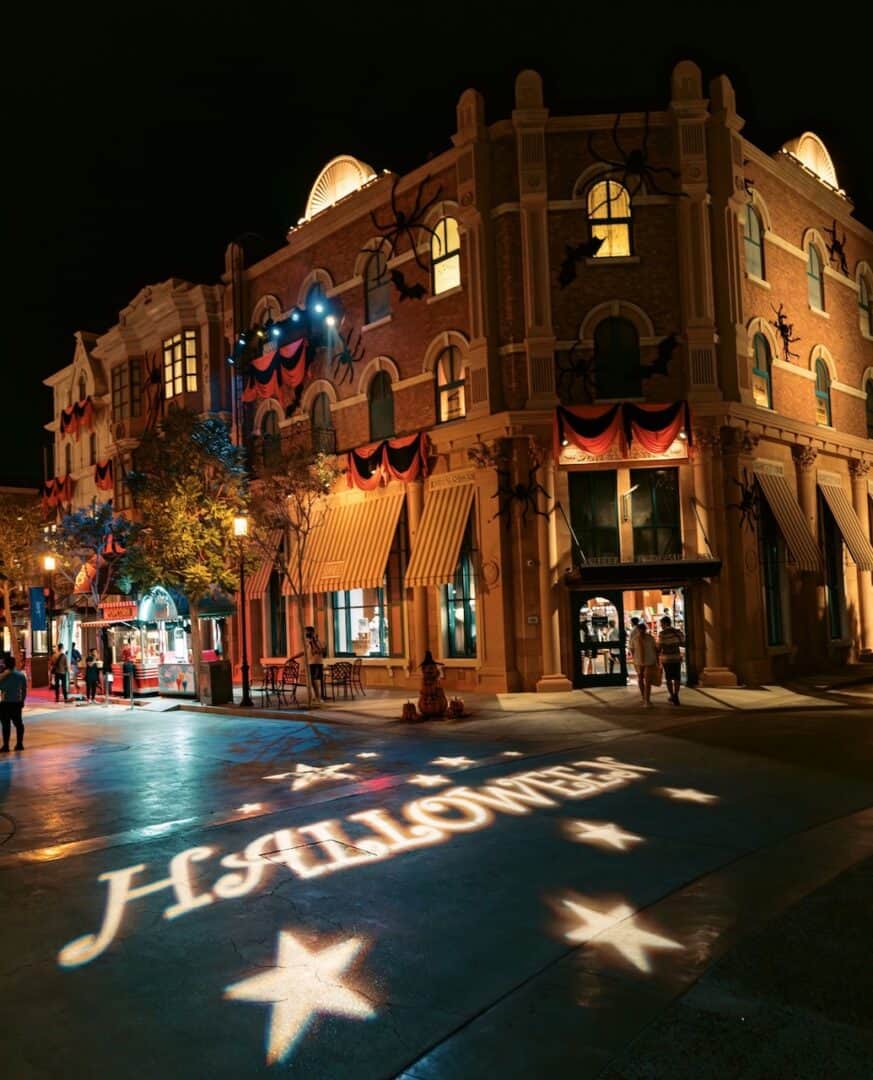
[[43, 554, 56, 657], [233, 514, 254, 707]]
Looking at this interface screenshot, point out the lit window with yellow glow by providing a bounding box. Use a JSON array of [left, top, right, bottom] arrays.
[[431, 217, 461, 294], [751, 333, 773, 409], [587, 180, 632, 257], [436, 345, 465, 422], [163, 330, 198, 400]]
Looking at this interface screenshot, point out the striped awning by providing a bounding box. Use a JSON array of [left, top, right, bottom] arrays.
[[755, 472, 821, 573], [818, 480, 873, 571], [247, 529, 282, 599], [298, 491, 406, 594], [405, 483, 475, 587]]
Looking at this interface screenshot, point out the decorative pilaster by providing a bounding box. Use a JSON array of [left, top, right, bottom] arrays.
[[849, 459, 873, 656], [792, 444, 827, 656], [536, 453, 572, 692], [406, 481, 429, 665]]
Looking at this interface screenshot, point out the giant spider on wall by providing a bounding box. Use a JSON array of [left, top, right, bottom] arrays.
[[331, 327, 365, 386], [491, 463, 551, 528], [587, 112, 686, 206], [556, 339, 597, 403], [770, 303, 801, 363], [366, 174, 443, 273], [727, 469, 760, 533]]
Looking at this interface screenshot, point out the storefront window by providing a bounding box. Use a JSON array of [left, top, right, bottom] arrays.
[[333, 511, 407, 657], [444, 520, 477, 657], [569, 471, 619, 562], [266, 568, 287, 656], [630, 468, 681, 558], [759, 498, 785, 646], [819, 495, 845, 640]]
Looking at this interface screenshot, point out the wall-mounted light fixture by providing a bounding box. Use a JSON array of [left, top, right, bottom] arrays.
[[620, 484, 639, 523]]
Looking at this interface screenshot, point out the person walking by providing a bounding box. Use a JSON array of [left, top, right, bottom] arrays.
[[658, 615, 685, 705], [70, 643, 82, 689], [292, 626, 325, 700], [51, 645, 69, 703], [0, 654, 28, 751], [85, 649, 101, 703], [631, 621, 659, 707]]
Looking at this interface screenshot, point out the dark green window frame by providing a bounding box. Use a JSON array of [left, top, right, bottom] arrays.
[[569, 471, 619, 561], [444, 519, 477, 658], [630, 467, 682, 558]]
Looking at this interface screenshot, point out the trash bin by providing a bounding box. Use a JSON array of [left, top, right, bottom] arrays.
[[122, 660, 135, 698], [199, 660, 232, 706]]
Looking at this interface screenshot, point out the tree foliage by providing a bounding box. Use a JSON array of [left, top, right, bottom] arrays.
[[0, 495, 44, 662], [56, 502, 141, 611]]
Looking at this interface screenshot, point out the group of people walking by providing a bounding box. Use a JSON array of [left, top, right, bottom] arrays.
[[49, 645, 105, 703], [628, 615, 685, 707]]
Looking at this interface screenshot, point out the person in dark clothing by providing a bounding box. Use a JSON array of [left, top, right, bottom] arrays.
[[51, 646, 69, 703], [0, 654, 28, 751], [85, 649, 101, 702]]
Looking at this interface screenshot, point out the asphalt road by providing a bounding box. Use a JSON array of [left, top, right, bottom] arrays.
[[1, 699, 871, 1077]]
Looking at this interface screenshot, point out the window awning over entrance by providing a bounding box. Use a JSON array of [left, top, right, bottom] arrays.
[[405, 483, 475, 587], [563, 557, 722, 590], [818, 480, 873, 571], [300, 491, 405, 593], [247, 530, 282, 599], [80, 618, 139, 629], [755, 472, 821, 573]]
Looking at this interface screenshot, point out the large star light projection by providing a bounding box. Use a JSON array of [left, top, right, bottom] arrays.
[[561, 897, 682, 973], [656, 787, 719, 804], [264, 763, 357, 791], [564, 819, 644, 851], [225, 930, 376, 1064]]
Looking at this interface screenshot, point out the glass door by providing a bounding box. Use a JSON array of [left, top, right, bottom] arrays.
[[571, 592, 627, 687]]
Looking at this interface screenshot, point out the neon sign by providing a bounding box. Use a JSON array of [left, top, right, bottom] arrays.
[[58, 756, 655, 970]]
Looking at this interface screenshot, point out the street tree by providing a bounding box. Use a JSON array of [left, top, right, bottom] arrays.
[[56, 502, 141, 612], [125, 409, 247, 696], [0, 495, 44, 663], [250, 438, 341, 706]]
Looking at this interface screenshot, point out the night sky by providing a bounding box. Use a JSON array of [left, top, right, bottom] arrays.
[[7, 14, 871, 487]]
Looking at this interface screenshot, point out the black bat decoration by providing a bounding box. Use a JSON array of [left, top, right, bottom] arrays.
[[390, 268, 427, 301], [641, 332, 681, 379], [558, 238, 605, 287]]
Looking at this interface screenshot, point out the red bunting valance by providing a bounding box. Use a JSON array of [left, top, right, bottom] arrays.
[[94, 459, 114, 491], [42, 475, 74, 511], [555, 402, 689, 459], [59, 397, 94, 439], [348, 433, 430, 490], [241, 339, 308, 410]]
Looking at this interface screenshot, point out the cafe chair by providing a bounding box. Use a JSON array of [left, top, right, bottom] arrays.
[[351, 658, 366, 696], [278, 660, 304, 705], [324, 661, 354, 700]]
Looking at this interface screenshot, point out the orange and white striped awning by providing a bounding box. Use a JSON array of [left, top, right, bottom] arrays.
[[755, 472, 821, 573], [246, 530, 283, 599], [405, 482, 475, 587], [818, 480, 873, 571], [295, 491, 406, 594]]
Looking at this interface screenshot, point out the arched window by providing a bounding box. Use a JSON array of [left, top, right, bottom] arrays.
[[436, 346, 466, 422], [368, 371, 394, 440], [431, 217, 461, 294], [311, 392, 335, 454], [593, 317, 641, 399], [865, 378, 873, 439], [814, 357, 832, 426], [78, 374, 87, 401], [751, 333, 773, 409], [587, 180, 631, 258], [89, 432, 97, 467], [744, 206, 765, 279], [807, 245, 825, 310], [64, 442, 72, 476], [261, 409, 281, 467], [364, 248, 391, 324], [860, 275, 873, 336]]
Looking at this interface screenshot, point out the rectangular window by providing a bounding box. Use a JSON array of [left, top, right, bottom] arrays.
[[630, 468, 681, 559], [444, 519, 477, 657], [819, 495, 845, 640], [111, 361, 142, 421], [114, 453, 133, 511], [332, 510, 407, 657], [569, 471, 619, 561], [266, 569, 287, 656], [759, 499, 785, 645], [163, 330, 198, 400]]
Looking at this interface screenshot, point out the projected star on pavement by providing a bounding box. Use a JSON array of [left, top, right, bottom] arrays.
[[236, 803, 262, 814], [565, 820, 643, 851], [409, 774, 450, 788], [562, 899, 682, 972], [356, 752, 379, 759], [225, 930, 375, 1065], [501, 751, 523, 757], [657, 786, 719, 804], [288, 763, 356, 791], [431, 756, 474, 767]]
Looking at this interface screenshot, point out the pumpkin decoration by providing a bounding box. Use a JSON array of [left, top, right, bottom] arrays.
[[401, 701, 418, 723], [447, 697, 466, 719]]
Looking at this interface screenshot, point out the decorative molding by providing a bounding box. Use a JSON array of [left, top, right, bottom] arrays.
[[849, 459, 871, 480], [832, 381, 868, 401], [428, 468, 477, 490], [751, 458, 785, 476], [792, 444, 818, 470], [773, 358, 815, 380]]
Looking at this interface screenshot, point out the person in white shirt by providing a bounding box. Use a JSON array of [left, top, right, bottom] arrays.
[[631, 621, 658, 706]]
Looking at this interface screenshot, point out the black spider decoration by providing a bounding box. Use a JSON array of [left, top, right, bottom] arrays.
[[641, 332, 681, 379], [587, 112, 686, 205], [390, 268, 426, 301], [824, 219, 849, 276], [727, 469, 759, 533], [558, 238, 605, 288], [557, 339, 597, 403], [367, 174, 443, 272], [771, 303, 801, 363], [491, 465, 551, 528], [741, 159, 755, 203], [331, 327, 365, 386]]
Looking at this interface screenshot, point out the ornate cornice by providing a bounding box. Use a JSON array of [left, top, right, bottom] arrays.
[[792, 444, 818, 470]]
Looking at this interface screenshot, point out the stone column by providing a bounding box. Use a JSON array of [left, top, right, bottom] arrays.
[[536, 456, 572, 692], [406, 481, 428, 664], [849, 459, 873, 656], [690, 428, 737, 685], [792, 444, 826, 659]]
